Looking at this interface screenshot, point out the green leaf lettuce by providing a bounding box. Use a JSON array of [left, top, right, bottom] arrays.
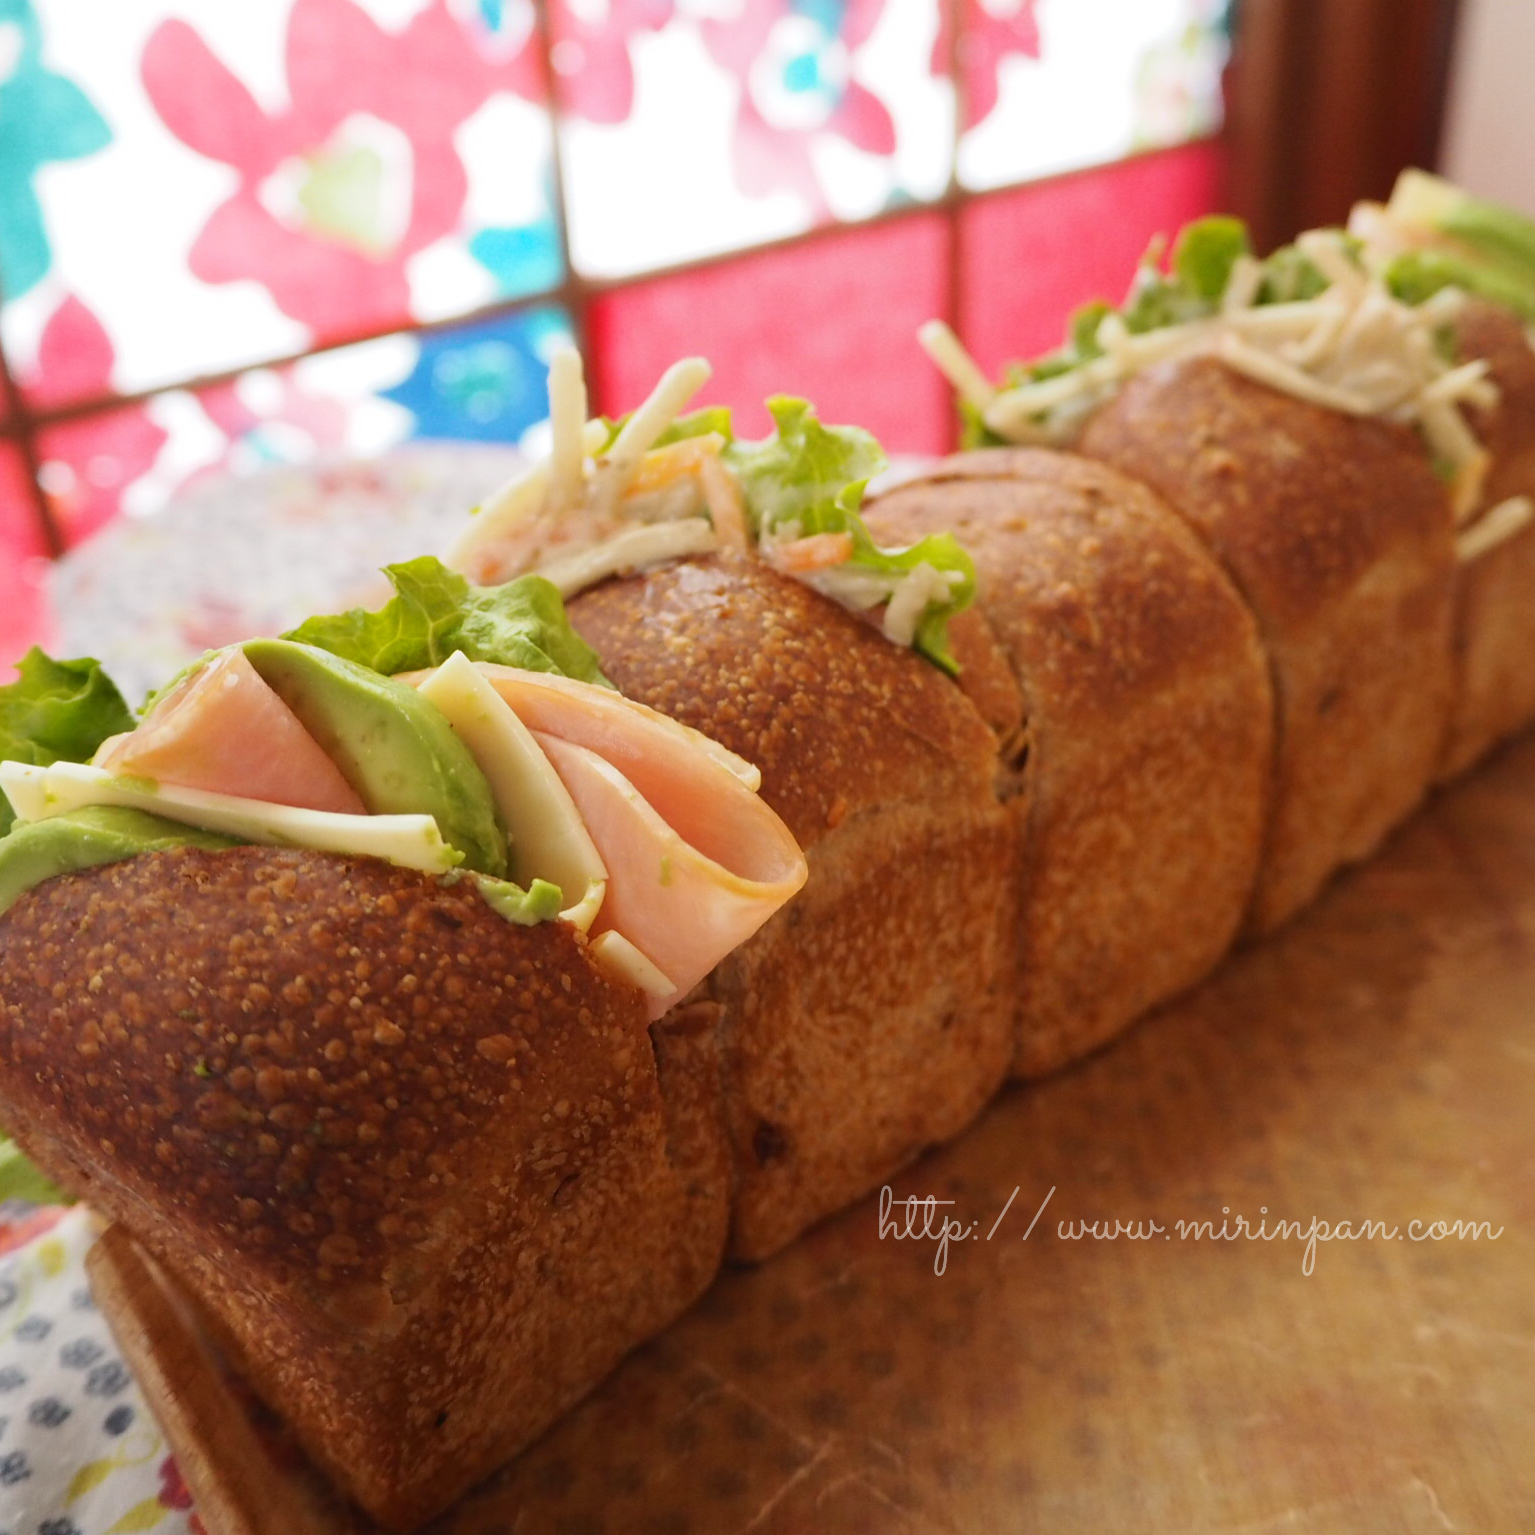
[[726, 398, 976, 675], [0, 1133, 71, 1206], [0, 650, 135, 836], [283, 557, 612, 685]]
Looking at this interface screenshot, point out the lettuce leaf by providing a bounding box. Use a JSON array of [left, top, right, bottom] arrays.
[[727, 399, 975, 674], [1172, 215, 1252, 300], [0, 1133, 71, 1206], [1256, 242, 1330, 305], [0, 650, 136, 836], [1384, 248, 1535, 324], [1116, 217, 1252, 334], [830, 484, 977, 676], [283, 557, 612, 685], [724, 396, 888, 536]]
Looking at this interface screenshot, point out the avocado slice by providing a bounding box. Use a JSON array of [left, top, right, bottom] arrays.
[[0, 805, 238, 918], [242, 639, 507, 877]]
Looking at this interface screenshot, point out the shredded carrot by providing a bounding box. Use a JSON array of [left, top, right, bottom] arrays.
[[771, 532, 854, 572], [623, 434, 726, 497], [699, 454, 749, 551]]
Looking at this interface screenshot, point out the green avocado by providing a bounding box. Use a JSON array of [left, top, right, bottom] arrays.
[[0, 806, 238, 918], [242, 638, 507, 877]]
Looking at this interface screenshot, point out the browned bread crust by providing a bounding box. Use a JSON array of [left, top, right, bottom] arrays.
[[1442, 300, 1535, 777], [569, 555, 1017, 1259], [0, 848, 730, 1530], [866, 448, 1273, 1077], [1079, 356, 1457, 933]]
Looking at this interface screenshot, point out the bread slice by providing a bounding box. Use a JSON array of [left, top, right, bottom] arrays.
[[1441, 300, 1535, 777], [1079, 357, 1457, 933], [569, 555, 1017, 1261], [865, 448, 1272, 1077], [0, 847, 730, 1530]]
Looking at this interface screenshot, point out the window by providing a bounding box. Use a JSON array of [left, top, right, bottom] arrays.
[[0, 0, 1232, 666]]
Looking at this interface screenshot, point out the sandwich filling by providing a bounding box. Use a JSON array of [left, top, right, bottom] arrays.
[[920, 171, 1535, 562], [0, 564, 808, 1020], [444, 351, 979, 675]]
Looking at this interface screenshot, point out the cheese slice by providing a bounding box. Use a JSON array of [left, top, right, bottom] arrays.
[[0, 761, 460, 873], [587, 929, 674, 1001], [414, 651, 608, 931]]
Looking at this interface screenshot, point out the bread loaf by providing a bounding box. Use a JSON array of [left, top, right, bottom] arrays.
[[864, 448, 1273, 1076], [569, 554, 1018, 1259], [0, 847, 730, 1529], [1078, 357, 1457, 932]]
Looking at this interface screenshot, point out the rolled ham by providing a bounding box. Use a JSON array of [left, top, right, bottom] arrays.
[[94, 648, 366, 817], [398, 660, 808, 1019]]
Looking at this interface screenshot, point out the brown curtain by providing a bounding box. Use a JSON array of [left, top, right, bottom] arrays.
[[1224, 0, 1464, 253]]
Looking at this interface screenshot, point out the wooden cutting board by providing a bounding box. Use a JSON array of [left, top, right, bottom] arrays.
[[96, 733, 1535, 1534]]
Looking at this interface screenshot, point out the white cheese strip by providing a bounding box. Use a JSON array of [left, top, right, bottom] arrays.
[[1420, 358, 1493, 405], [1282, 303, 1350, 369], [560, 878, 607, 934], [1297, 230, 1367, 297], [414, 651, 607, 910], [0, 762, 47, 823], [445, 418, 609, 582], [1418, 396, 1488, 522], [1225, 301, 1335, 339], [588, 357, 712, 517], [1095, 311, 1134, 368], [1456, 495, 1535, 562], [1221, 254, 1263, 313], [545, 347, 589, 519], [586, 929, 674, 1001], [983, 356, 1121, 436], [917, 320, 997, 411], [0, 761, 461, 872], [1215, 334, 1375, 415], [536, 518, 720, 598], [883, 562, 962, 649]]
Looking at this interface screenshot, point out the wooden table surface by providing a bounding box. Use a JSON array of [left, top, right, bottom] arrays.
[[423, 733, 1535, 1535], [120, 732, 1535, 1535]]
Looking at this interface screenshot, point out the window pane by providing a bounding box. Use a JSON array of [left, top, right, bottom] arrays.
[[3, 0, 560, 408], [0, 444, 53, 672], [589, 212, 952, 453], [958, 0, 1229, 193], [958, 141, 1224, 377], [554, 0, 954, 280], [35, 302, 569, 553]]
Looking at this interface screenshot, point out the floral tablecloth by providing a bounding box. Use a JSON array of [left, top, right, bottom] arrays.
[[0, 1206, 198, 1535], [48, 444, 523, 705]]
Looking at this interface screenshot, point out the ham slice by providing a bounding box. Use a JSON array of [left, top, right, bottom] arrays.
[[440, 664, 762, 791], [399, 661, 808, 1018], [534, 731, 805, 1018], [94, 649, 366, 817]]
